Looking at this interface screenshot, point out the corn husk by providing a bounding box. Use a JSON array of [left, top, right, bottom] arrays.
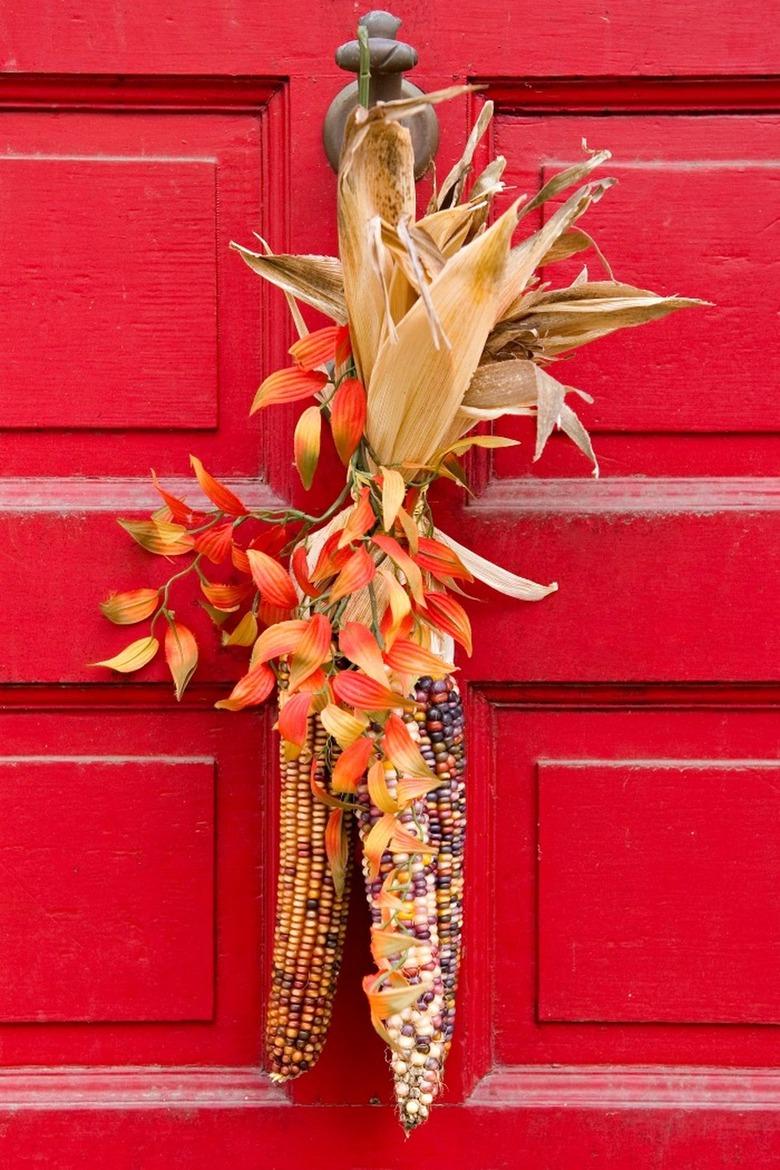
[[232, 86, 703, 596]]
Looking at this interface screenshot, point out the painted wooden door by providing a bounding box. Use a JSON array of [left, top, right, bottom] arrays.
[[1, 3, 778, 1166]]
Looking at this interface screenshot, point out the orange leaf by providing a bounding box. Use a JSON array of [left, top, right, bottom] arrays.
[[363, 812, 396, 877], [289, 324, 342, 371], [258, 602, 294, 626], [189, 455, 247, 516], [311, 530, 352, 584], [370, 926, 416, 962], [332, 735, 374, 793], [367, 758, 398, 814], [384, 637, 454, 680], [337, 487, 376, 548], [310, 757, 355, 812], [397, 774, 443, 805], [415, 535, 472, 582], [390, 823, 438, 857], [298, 666, 329, 696], [247, 549, 298, 610], [164, 621, 198, 701], [382, 713, 436, 781], [422, 590, 473, 656], [395, 506, 419, 555], [375, 870, 405, 917], [252, 524, 292, 557], [378, 568, 413, 648], [331, 671, 415, 713], [325, 809, 349, 898], [380, 607, 413, 647], [249, 618, 308, 667], [338, 622, 387, 685], [118, 518, 194, 556], [371, 534, 424, 603], [334, 324, 352, 368], [251, 366, 328, 413], [100, 588, 159, 625], [293, 405, 322, 490], [288, 613, 333, 691], [277, 689, 312, 748], [232, 523, 291, 575], [328, 545, 376, 603], [290, 544, 321, 598], [330, 377, 366, 464], [362, 972, 424, 1019], [215, 662, 275, 711], [150, 470, 202, 526], [231, 544, 251, 574], [90, 636, 159, 674], [200, 579, 253, 611], [195, 521, 235, 564]]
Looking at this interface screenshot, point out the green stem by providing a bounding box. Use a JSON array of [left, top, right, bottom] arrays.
[[150, 554, 203, 634], [248, 482, 350, 529], [187, 512, 225, 535], [368, 583, 383, 648], [357, 24, 371, 109]]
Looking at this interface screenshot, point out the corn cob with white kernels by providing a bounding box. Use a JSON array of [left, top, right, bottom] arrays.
[[266, 712, 353, 1081], [356, 754, 446, 1132]]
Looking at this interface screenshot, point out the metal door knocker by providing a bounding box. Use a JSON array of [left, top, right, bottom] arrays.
[[322, 10, 440, 178]]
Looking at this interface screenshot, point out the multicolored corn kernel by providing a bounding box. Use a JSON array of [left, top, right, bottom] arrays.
[[265, 712, 353, 1081], [356, 760, 446, 1130], [411, 674, 466, 1060]]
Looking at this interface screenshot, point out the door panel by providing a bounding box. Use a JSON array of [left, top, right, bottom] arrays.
[[0, 705, 267, 1067], [1, 3, 778, 1167]]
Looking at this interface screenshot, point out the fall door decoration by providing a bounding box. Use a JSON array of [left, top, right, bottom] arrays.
[[94, 86, 701, 1131]]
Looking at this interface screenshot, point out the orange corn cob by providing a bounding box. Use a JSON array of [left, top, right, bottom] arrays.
[[265, 712, 353, 1080]]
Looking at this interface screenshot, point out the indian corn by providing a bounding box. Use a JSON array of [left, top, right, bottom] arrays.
[[357, 674, 466, 1130], [266, 710, 353, 1080]]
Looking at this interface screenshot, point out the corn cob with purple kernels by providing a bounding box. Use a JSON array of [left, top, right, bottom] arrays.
[[413, 674, 466, 1060]]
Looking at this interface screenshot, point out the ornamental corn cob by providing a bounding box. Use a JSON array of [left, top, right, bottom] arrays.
[[266, 712, 353, 1081], [412, 675, 466, 1061], [356, 759, 446, 1131]]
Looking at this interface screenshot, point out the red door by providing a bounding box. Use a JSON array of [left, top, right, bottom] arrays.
[[1, 4, 779, 1166]]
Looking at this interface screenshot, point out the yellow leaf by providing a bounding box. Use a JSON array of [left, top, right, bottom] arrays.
[[319, 703, 370, 749], [444, 434, 520, 458], [380, 467, 406, 531], [222, 611, 258, 648], [164, 622, 198, 701], [91, 636, 159, 674], [293, 405, 322, 490]]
